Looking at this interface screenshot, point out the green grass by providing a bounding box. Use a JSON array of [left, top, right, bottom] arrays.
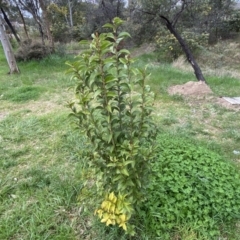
[[135, 53, 195, 101], [1, 42, 240, 239], [1, 85, 46, 102], [207, 75, 240, 97], [0, 112, 85, 239], [0, 46, 9, 75], [135, 52, 240, 160], [0, 45, 74, 98], [136, 52, 240, 99]]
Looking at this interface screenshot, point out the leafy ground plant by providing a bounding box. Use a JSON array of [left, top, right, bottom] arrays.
[[66, 17, 157, 235], [141, 133, 240, 239]]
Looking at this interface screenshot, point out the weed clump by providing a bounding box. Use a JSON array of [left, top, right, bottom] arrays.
[[142, 134, 240, 239], [15, 39, 53, 61]]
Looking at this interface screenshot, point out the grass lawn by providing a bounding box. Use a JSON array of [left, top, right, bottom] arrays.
[[1, 43, 240, 239]]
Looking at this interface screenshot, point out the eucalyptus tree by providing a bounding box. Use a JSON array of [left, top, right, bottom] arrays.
[[206, 0, 236, 42], [0, 6, 21, 43], [16, 0, 45, 44], [178, 0, 236, 42], [134, 0, 237, 82], [0, 13, 20, 73], [137, 0, 206, 82], [39, 0, 54, 48], [49, 0, 78, 32], [1, 0, 30, 40], [82, 0, 125, 36], [47, 0, 89, 41], [15, 0, 54, 48], [99, 0, 125, 20], [12, 0, 30, 39]]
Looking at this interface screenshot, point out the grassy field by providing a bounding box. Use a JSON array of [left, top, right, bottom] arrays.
[[1, 43, 240, 239]]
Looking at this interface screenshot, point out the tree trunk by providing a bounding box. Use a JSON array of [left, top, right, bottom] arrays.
[[160, 15, 206, 82], [1, 7, 21, 43], [37, 21, 45, 46], [16, 3, 29, 40], [0, 15, 20, 74], [18, 0, 45, 46], [68, 0, 73, 28], [67, 0, 73, 40], [39, 0, 54, 50]]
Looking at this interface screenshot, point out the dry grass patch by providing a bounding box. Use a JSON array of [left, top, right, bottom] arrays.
[[172, 49, 240, 79], [0, 91, 71, 122]]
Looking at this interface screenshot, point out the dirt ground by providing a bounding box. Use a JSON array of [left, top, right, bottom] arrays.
[[168, 81, 240, 111]]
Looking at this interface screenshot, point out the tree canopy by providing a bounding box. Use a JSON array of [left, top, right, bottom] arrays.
[[1, 0, 239, 44]]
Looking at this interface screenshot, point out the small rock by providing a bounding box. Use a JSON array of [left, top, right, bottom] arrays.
[[233, 150, 240, 155]]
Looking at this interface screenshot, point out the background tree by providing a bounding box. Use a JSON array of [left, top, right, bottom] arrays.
[[0, 13, 20, 73], [1, 0, 239, 63], [0, 7, 21, 43], [16, 0, 54, 49], [205, 0, 235, 43], [17, 0, 45, 45], [47, 2, 69, 42], [138, 0, 207, 82], [13, 0, 30, 39], [39, 0, 54, 49], [82, 0, 125, 37], [2, 0, 31, 40], [47, 0, 87, 42], [179, 0, 236, 43], [135, 0, 236, 82]]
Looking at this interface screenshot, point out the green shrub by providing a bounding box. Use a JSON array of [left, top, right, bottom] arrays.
[[142, 134, 240, 239], [155, 28, 208, 62], [66, 17, 157, 235]]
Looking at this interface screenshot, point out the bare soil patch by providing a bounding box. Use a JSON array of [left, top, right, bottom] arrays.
[[0, 112, 8, 121], [0, 93, 69, 121], [168, 81, 213, 96], [168, 81, 240, 111], [22, 100, 65, 116]]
